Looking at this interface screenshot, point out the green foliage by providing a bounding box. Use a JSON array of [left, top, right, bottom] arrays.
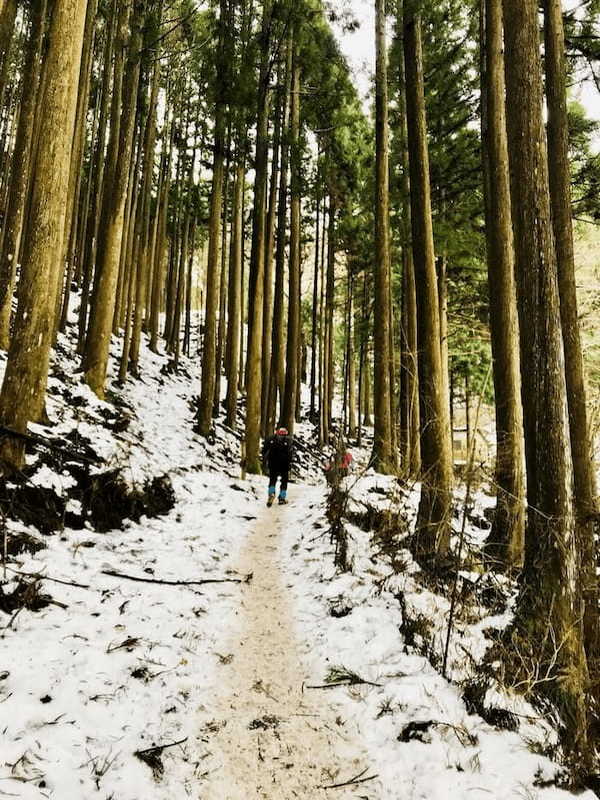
[[568, 101, 600, 221]]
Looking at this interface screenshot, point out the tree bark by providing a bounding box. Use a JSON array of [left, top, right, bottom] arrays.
[[373, 0, 395, 473], [213, 160, 230, 413], [77, 0, 118, 354], [130, 46, 161, 371], [149, 101, 174, 353], [281, 46, 301, 434], [544, 0, 600, 663], [83, 0, 141, 398], [58, 0, 99, 334], [0, 0, 46, 349], [198, 0, 228, 436], [0, 0, 16, 111], [310, 161, 320, 423], [244, 0, 272, 473], [225, 158, 244, 429], [480, 0, 525, 569], [403, 2, 453, 559], [267, 39, 292, 435], [503, 0, 589, 760], [0, 0, 87, 471], [261, 74, 283, 438], [324, 198, 335, 444], [347, 268, 357, 436]]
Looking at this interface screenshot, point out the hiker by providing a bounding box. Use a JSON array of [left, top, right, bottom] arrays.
[[323, 449, 353, 485], [262, 426, 293, 507]]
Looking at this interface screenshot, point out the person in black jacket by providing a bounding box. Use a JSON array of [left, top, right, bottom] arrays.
[[262, 427, 293, 507]]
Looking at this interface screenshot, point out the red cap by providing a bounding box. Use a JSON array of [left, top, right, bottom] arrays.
[[276, 427, 288, 436]]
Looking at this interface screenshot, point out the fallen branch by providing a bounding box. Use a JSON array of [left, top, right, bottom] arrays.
[[135, 737, 188, 757], [305, 679, 381, 689], [107, 636, 140, 653], [2, 605, 24, 631], [320, 767, 379, 789], [48, 599, 69, 610], [135, 736, 188, 778], [306, 664, 381, 690], [7, 567, 89, 590], [0, 424, 96, 465], [101, 569, 247, 587]]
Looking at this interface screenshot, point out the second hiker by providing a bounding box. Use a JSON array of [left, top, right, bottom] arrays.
[[262, 427, 293, 507]]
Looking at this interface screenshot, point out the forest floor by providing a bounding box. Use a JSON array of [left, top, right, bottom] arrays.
[[0, 319, 598, 799]]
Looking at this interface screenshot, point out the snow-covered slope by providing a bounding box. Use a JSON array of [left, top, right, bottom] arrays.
[[0, 322, 595, 799]]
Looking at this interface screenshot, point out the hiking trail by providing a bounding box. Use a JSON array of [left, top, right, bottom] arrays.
[[197, 493, 376, 799]]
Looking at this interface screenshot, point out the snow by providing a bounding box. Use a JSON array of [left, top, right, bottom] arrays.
[[0, 319, 595, 799], [29, 464, 77, 492], [281, 482, 585, 799]]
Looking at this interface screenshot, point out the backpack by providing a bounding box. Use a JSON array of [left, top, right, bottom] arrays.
[[268, 434, 292, 465]]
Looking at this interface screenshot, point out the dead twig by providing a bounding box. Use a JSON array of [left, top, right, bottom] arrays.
[[134, 737, 188, 778], [107, 636, 140, 653], [305, 679, 381, 689], [7, 568, 90, 590], [306, 664, 381, 689], [101, 569, 247, 587], [2, 605, 24, 631], [135, 737, 188, 757], [320, 767, 379, 789]]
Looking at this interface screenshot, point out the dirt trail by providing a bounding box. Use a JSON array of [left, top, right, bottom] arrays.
[[199, 501, 372, 799]]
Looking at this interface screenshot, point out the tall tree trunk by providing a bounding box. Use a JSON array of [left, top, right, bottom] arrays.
[[149, 102, 173, 353], [225, 158, 244, 429], [310, 161, 320, 422], [198, 0, 228, 436], [400, 237, 420, 476], [544, 0, 600, 662], [465, 372, 471, 456], [324, 198, 335, 443], [238, 180, 246, 393], [130, 48, 161, 371], [58, 0, 99, 333], [77, 0, 118, 354], [403, 2, 453, 559], [261, 77, 283, 438], [164, 127, 183, 350], [245, 0, 271, 471], [118, 140, 142, 383], [281, 46, 300, 434], [0, 0, 16, 111], [83, 0, 141, 398], [503, 0, 589, 760], [373, 0, 395, 473], [347, 268, 357, 436], [436, 253, 449, 410], [267, 40, 291, 434], [480, 0, 525, 568], [363, 347, 372, 426], [214, 161, 229, 414], [0, 0, 87, 471], [318, 196, 327, 445], [0, 0, 46, 349], [115, 135, 138, 336], [183, 218, 196, 358], [172, 204, 190, 366]]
